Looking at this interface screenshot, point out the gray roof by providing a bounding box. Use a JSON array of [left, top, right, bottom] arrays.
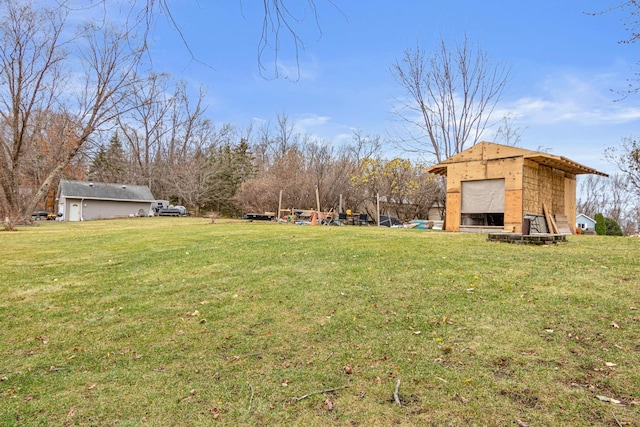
[[58, 180, 155, 202]]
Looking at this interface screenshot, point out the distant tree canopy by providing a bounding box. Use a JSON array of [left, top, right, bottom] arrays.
[[0, 0, 448, 228], [0, 0, 143, 229], [0, 0, 349, 229]]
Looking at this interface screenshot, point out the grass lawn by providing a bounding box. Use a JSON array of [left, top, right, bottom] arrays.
[[1, 218, 639, 426]]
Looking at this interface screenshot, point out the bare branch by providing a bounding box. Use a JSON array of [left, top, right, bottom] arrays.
[[391, 34, 511, 164], [289, 385, 349, 403]]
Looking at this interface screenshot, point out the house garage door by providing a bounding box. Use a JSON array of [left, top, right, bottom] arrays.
[[461, 179, 505, 213]]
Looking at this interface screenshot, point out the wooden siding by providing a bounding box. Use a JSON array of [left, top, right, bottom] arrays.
[[564, 175, 577, 233], [523, 160, 575, 230], [523, 160, 539, 214], [552, 169, 565, 214], [434, 142, 594, 234], [504, 189, 524, 232]]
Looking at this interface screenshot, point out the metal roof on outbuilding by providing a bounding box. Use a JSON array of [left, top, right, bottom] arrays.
[[58, 180, 155, 202]]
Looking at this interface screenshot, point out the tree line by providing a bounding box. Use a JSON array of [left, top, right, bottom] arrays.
[[3, 0, 640, 233], [82, 109, 444, 221]]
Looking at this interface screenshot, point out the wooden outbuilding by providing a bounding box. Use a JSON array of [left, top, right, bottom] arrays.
[[427, 142, 608, 234]]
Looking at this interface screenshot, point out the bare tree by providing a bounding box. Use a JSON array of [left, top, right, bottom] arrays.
[[0, 1, 143, 229], [577, 173, 638, 234], [391, 34, 511, 163], [607, 174, 632, 225], [605, 137, 640, 196], [117, 73, 172, 189], [234, 122, 370, 216], [492, 113, 526, 147], [347, 130, 382, 166], [588, 1, 640, 98], [577, 175, 609, 219]]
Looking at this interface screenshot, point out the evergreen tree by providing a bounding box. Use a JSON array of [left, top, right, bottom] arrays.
[[88, 144, 109, 182], [594, 213, 606, 235], [88, 133, 127, 183], [104, 133, 126, 182], [207, 140, 255, 216], [604, 217, 624, 236]]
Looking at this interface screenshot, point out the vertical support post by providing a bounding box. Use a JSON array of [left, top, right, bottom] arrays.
[[376, 193, 380, 226], [278, 190, 283, 220], [315, 186, 321, 214]]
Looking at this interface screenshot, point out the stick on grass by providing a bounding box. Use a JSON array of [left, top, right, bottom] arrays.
[[393, 379, 401, 405], [290, 385, 349, 403], [613, 412, 623, 427], [248, 383, 254, 412]]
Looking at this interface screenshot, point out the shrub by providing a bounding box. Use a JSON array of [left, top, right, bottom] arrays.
[[594, 213, 606, 235], [604, 217, 624, 236]]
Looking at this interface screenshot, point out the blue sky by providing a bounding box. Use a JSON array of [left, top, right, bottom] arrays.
[[146, 1, 638, 174]]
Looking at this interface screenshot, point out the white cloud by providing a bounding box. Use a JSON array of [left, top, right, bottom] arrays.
[[504, 69, 640, 126], [295, 113, 331, 129]]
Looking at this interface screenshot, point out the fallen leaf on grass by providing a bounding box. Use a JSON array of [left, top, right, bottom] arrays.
[[343, 365, 353, 375], [87, 383, 97, 390], [323, 396, 335, 411], [596, 395, 621, 404], [178, 389, 196, 402], [610, 322, 620, 329], [605, 362, 617, 367], [209, 407, 220, 419], [454, 394, 469, 404]]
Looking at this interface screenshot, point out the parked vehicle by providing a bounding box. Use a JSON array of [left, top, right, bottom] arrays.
[[31, 210, 49, 220], [174, 206, 187, 216], [153, 200, 170, 214], [157, 208, 182, 216]]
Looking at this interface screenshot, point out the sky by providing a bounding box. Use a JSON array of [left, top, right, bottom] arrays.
[[144, 1, 640, 175]]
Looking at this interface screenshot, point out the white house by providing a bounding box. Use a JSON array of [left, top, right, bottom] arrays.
[[57, 180, 155, 221], [576, 213, 596, 232]]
